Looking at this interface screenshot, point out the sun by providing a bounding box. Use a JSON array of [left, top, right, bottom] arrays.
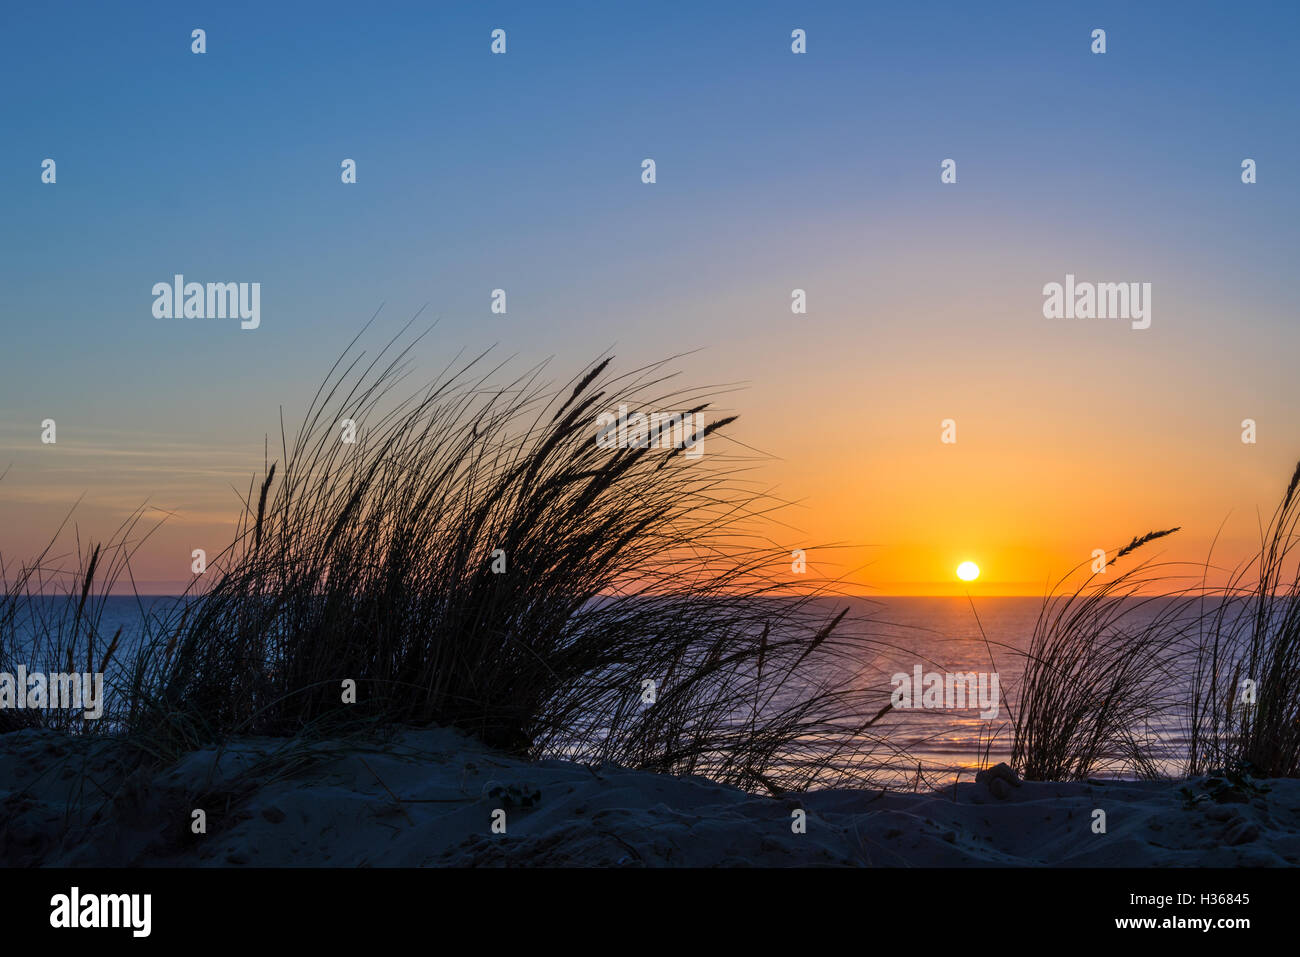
[[956, 561, 980, 582]]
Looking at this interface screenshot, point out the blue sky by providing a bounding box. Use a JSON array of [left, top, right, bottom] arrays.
[[2, 1, 1299, 590]]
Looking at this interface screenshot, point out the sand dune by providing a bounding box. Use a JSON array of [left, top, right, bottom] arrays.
[[2, 727, 1295, 867]]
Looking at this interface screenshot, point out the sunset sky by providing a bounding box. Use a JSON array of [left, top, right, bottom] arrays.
[[2, 1, 1299, 594]]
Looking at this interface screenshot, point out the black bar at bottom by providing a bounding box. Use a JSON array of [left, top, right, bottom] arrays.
[[1, 867, 1277, 943]]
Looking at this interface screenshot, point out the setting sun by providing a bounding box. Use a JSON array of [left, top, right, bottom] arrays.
[[956, 561, 980, 582]]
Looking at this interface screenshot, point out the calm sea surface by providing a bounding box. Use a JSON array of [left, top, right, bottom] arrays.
[[7, 594, 1220, 784]]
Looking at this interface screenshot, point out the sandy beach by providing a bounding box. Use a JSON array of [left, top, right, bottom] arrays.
[[3, 726, 1295, 868]]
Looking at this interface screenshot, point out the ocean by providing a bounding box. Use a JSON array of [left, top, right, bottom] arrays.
[[4, 593, 1218, 784]]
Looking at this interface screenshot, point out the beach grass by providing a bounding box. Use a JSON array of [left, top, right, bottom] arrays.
[[2, 328, 897, 793]]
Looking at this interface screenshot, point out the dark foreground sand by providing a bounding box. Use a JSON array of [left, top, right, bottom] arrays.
[[2, 727, 1296, 866]]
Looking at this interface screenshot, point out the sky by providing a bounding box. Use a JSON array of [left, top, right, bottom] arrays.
[[2, 1, 1299, 594]]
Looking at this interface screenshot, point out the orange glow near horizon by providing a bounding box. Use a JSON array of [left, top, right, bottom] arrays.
[[1, 427, 1297, 597], [4, 327, 1300, 598]]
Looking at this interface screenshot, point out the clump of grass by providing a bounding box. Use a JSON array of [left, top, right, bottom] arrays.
[[121, 327, 897, 792], [1187, 459, 1300, 778], [1011, 459, 1300, 783], [0, 503, 163, 735], [1011, 529, 1198, 781]]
